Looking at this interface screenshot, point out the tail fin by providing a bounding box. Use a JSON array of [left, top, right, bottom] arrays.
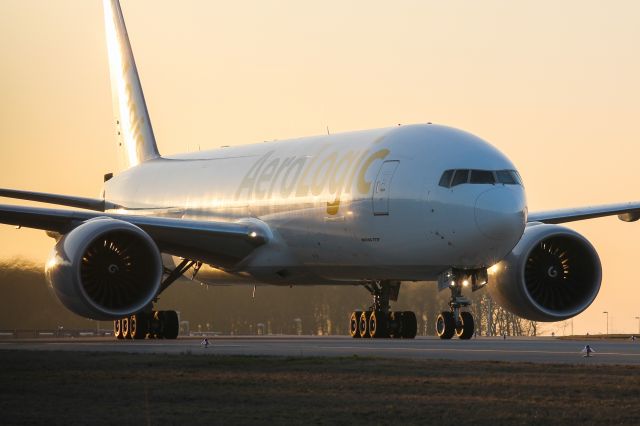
[[103, 0, 160, 169]]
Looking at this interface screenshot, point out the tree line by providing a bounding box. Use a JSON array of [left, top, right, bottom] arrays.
[[0, 259, 538, 336]]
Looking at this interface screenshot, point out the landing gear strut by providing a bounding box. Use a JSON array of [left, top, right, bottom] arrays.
[[436, 270, 477, 340], [348, 281, 417, 339]]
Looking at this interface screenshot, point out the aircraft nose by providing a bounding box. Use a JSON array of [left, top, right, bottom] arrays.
[[475, 187, 526, 241]]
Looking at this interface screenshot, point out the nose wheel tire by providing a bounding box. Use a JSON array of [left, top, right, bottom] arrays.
[[455, 311, 475, 339], [436, 311, 455, 339]]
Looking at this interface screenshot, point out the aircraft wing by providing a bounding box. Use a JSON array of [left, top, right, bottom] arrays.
[[0, 204, 268, 268], [0, 188, 119, 211], [528, 202, 640, 224]]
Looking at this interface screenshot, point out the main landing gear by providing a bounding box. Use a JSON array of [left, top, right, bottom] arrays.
[[112, 258, 198, 340], [113, 310, 179, 340], [349, 281, 417, 339], [435, 270, 479, 340]]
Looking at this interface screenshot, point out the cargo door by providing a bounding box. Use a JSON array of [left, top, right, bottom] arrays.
[[372, 160, 399, 215]]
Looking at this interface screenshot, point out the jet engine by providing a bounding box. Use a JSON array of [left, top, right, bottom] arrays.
[[487, 223, 601, 321], [45, 217, 162, 320]]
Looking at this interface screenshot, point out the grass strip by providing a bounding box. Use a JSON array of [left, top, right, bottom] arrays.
[[0, 350, 638, 425]]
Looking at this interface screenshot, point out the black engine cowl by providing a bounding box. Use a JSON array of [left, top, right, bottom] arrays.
[[45, 218, 162, 320], [487, 223, 601, 322]]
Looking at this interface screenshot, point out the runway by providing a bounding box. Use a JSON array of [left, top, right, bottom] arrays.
[[1, 335, 639, 364]]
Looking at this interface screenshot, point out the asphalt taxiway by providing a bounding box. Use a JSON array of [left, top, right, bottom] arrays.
[[1, 336, 639, 365]]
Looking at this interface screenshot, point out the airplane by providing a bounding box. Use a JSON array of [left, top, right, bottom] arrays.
[[1, 0, 639, 340]]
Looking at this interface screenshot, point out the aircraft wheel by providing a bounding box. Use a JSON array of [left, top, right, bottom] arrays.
[[161, 310, 179, 339], [349, 311, 362, 338], [114, 319, 123, 340], [130, 313, 149, 340], [151, 311, 162, 339], [436, 312, 455, 339], [456, 311, 474, 340], [389, 311, 403, 339], [121, 316, 130, 339], [401, 311, 417, 339], [359, 311, 371, 338], [369, 311, 389, 338]]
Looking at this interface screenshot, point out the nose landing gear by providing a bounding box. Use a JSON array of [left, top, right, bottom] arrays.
[[436, 291, 474, 340], [348, 280, 417, 339], [436, 269, 482, 340]]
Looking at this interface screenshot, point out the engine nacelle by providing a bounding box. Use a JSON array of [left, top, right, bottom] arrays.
[[488, 223, 601, 322], [45, 218, 162, 320]]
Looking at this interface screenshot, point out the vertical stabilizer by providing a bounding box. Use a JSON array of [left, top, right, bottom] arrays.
[[103, 0, 160, 169]]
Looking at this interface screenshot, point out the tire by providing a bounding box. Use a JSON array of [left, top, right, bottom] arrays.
[[130, 313, 149, 340], [350, 311, 362, 338], [389, 311, 403, 339], [359, 311, 371, 338], [161, 310, 179, 339], [114, 319, 123, 340], [121, 316, 130, 339], [436, 312, 455, 339], [151, 310, 162, 339], [401, 311, 417, 339], [456, 311, 474, 340], [369, 311, 389, 338]]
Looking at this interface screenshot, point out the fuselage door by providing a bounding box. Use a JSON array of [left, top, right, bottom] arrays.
[[372, 160, 399, 215]]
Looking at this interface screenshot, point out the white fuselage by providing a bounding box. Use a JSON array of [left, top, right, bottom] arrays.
[[104, 124, 527, 285]]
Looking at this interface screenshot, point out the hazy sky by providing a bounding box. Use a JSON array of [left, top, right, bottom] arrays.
[[1, 0, 639, 334]]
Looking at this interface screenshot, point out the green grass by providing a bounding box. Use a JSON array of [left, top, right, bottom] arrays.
[[0, 350, 638, 425]]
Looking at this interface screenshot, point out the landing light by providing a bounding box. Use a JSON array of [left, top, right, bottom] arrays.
[[488, 264, 500, 275], [462, 280, 469, 287], [249, 231, 258, 238], [46, 256, 58, 270], [450, 280, 455, 287]]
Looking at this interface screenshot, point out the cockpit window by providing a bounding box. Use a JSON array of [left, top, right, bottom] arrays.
[[470, 170, 495, 184], [439, 169, 522, 188], [438, 169, 454, 187], [497, 170, 523, 185], [512, 170, 523, 185], [451, 169, 469, 187], [496, 170, 516, 184]]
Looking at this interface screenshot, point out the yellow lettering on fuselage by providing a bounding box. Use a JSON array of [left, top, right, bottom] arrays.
[[357, 149, 390, 194], [235, 145, 391, 215]]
